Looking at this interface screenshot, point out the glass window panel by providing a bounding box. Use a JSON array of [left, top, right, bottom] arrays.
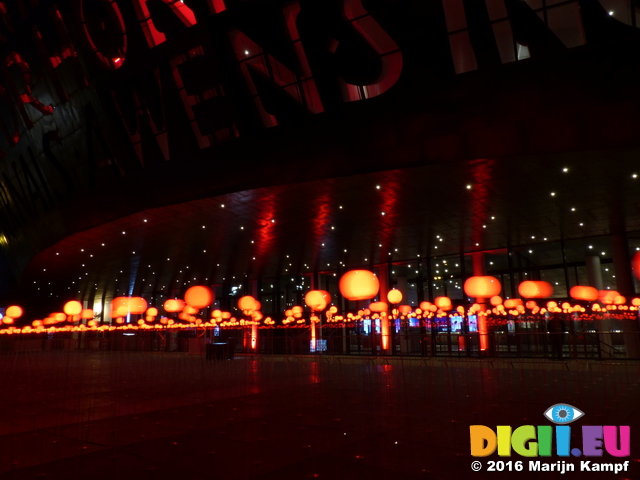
[[525, 0, 544, 10], [352, 16, 399, 54], [598, 0, 633, 26], [442, 0, 467, 32], [540, 268, 568, 298], [492, 20, 516, 63], [449, 31, 477, 74], [547, 3, 585, 48], [486, 0, 509, 20]]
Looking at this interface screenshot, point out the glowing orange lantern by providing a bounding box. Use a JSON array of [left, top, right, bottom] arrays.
[[464, 276, 501, 298], [146, 307, 158, 317], [63, 301, 82, 316], [569, 286, 598, 302], [632, 298, 640, 306], [490, 296, 502, 306], [6, 306, 23, 318], [398, 305, 412, 315], [129, 297, 147, 315], [81, 309, 94, 320], [419, 301, 432, 311], [518, 281, 553, 298], [238, 295, 258, 312], [185, 286, 214, 308], [614, 295, 626, 305], [599, 290, 619, 304], [184, 305, 199, 315], [369, 301, 388, 312], [305, 290, 331, 311], [434, 296, 452, 311], [164, 299, 185, 313], [525, 300, 537, 309], [112, 297, 131, 310], [386, 289, 403, 304], [504, 299, 523, 309], [339, 270, 379, 301]]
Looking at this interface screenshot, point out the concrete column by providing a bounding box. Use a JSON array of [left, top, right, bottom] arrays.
[[396, 276, 408, 302], [249, 280, 259, 352], [472, 252, 487, 276], [609, 234, 640, 357], [611, 233, 635, 296], [586, 255, 609, 353], [585, 256, 604, 291], [307, 273, 322, 346], [395, 276, 409, 353], [377, 264, 392, 355], [472, 252, 489, 352]]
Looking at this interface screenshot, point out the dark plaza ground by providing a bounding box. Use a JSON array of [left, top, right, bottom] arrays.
[[1, 351, 638, 480]]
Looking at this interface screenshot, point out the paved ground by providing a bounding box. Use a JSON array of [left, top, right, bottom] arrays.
[[0, 352, 638, 479]]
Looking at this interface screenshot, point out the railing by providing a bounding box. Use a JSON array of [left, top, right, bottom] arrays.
[[0, 328, 638, 359]]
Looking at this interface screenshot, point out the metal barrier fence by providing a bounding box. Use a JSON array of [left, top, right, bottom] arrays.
[[0, 327, 638, 359]]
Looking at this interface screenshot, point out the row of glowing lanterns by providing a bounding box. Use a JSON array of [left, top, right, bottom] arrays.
[[3, 258, 640, 332]]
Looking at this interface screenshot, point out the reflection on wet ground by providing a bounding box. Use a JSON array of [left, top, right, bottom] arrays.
[[1, 352, 638, 479]]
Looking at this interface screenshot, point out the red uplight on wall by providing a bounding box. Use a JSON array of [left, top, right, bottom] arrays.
[[632, 252, 640, 280]]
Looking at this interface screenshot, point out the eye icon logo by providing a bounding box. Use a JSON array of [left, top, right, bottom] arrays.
[[544, 404, 584, 424]]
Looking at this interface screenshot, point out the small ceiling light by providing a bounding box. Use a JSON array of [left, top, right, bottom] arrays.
[[550, 192, 555, 196], [466, 185, 471, 189]]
